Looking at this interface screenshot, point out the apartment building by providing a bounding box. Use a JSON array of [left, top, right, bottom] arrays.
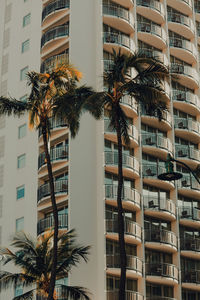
[[1, 0, 200, 299], [0, 0, 41, 299]]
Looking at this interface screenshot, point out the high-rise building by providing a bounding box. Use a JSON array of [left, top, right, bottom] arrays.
[[1, 0, 200, 299]]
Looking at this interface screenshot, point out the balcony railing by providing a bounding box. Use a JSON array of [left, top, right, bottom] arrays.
[[142, 163, 166, 179], [168, 12, 194, 30], [38, 116, 67, 137], [40, 52, 69, 73], [142, 134, 172, 152], [137, 22, 164, 39], [38, 179, 68, 202], [104, 119, 138, 142], [42, 0, 70, 21], [139, 48, 164, 62], [146, 262, 178, 280], [107, 291, 144, 300], [182, 270, 200, 284], [195, 0, 200, 13], [107, 254, 143, 273], [177, 173, 200, 191], [136, 0, 163, 13], [175, 145, 200, 161], [105, 184, 141, 207], [174, 117, 200, 134], [106, 219, 142, 239], [172, 90, 200, 107], [179, 206, 200, 221], [41, 24, 69, 48], [145, 229, 177, 248], [170, 63, 198, 81], [38, 145, 68, 169], [37, 213, 68, 235], [105, 151, 139, 173], [169, 38, 195, 54], [103, 32, 131, 49], [121, 95, 138, 112], [180, 236, 200, 252], [103, 4, 130, 22], [144, 196, 176, 216]]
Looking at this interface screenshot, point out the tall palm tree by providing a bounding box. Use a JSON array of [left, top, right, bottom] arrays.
[[78, 50, 169, 300], [0, 230, 90, 300], [0, 64, 94, 300]]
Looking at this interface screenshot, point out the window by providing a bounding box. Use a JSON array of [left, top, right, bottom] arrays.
[[17, 154, 26, 169], [20, 94, 28, 102], [20, 66, 28, 81], [16, 185, 25, 200], [16, 217, 24, 232], [23, 13, 31, 27], [15, 285, 23, 297], [21, 39, 30, 53], [18, 124, 26, 139]]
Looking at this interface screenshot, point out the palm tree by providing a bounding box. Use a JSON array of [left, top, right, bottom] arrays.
[[0, 64, 94, 300], [78, 50, 169, 300], [0, 230, 90, 300]]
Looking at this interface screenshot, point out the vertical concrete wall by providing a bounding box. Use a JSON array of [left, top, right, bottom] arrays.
[[69, 1, 106, 299]]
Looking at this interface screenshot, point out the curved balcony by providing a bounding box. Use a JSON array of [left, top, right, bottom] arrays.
[[105, 184, 141, 211], [41, 24, 69, 56], [137, 22, 166, 49], [103, 4, 134, 34], [167, 0, 192, 16], [107, 254, 143, 278], [106, 219, 142, 244], [180, 237, 200, 259], [142, 133, 172, 159], [182, 271, 200, 287], [175, 145, 200, 169], [107, 290, 144, 300], [142, 163, 174, 190], [103, 32, 132, 54], [136, 0, 164, 23], [37, 179, 68, 203], [169, 38, 197, 65], [104, 119, 139, 147], [174, 118, 200, 144], [172, 90, 200, 115], [170, 63, 198, 89], [177, 174, 200, 198], [141, 109, 172, 131], [105, 151, 139, 178], [121, 95, 138, 117], [37, 213, 68, 235], [145, 229, 177, 252], [146, 262, 179, 283], [38, 116, 68, 143], [42, 0, 70, 25], [40, 52, 69, 73], [38, 145, 68, 170], [139, 48, 167, 65], [167, 13, 194, 39], [179, 206, 200, 228], [144, 196, 176, 221]]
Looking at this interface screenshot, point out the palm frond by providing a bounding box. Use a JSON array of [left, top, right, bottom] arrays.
[[0, 272, 34, 291], [13, 289, 35, 300], [0, 97, 27, 116], [58, 284, 91, 300]]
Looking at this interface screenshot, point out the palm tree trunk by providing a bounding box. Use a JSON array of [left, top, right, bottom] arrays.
[[42, 124, 58, 300], [115, 119, 126, 300]]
